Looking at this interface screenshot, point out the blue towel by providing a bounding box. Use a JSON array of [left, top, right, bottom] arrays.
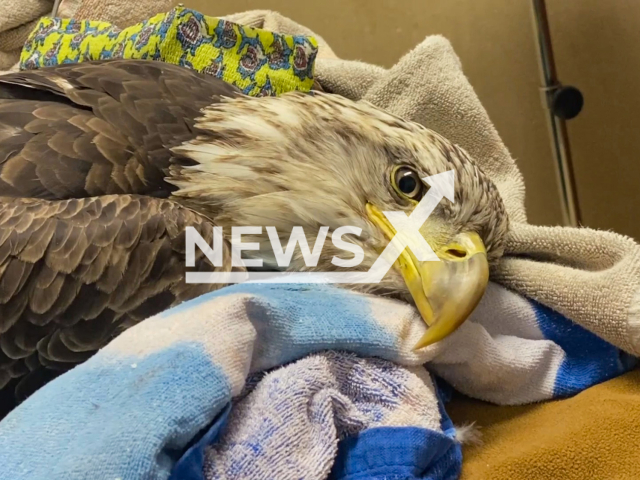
[[0, 280, 635, 480]]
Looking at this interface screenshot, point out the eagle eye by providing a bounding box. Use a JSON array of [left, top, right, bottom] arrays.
[[392, 166, 427, 202]]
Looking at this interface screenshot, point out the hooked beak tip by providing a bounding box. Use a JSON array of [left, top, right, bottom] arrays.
[[410, 238, 489, 350], [365, 203, 488, 350]]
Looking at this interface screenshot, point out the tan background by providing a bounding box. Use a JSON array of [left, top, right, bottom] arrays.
[[545, 1, 640, 238], [183, 0, 639, 239]]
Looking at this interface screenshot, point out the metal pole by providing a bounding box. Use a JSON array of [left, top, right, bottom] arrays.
[[530, 0, 582, 227]]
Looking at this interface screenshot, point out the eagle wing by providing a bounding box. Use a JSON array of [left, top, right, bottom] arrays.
[[0, 61, 244, 409], [0, 60, 241, 200], [0, 194, 240, 408]]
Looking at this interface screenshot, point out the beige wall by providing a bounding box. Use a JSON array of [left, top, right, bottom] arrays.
[[546, 1, 640, 239], [183, 0, 639, 239]]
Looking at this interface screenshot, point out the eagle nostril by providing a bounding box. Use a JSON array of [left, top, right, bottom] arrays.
[[446, 248, 467, 259]]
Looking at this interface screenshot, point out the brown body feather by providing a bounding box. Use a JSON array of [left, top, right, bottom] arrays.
[[0, 60, 244, 411], [0, 59, 240, 200]]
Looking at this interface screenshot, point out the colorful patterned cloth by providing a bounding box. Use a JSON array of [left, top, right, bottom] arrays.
[[19, 6, 318, 96], [0, 280, 635, 480]]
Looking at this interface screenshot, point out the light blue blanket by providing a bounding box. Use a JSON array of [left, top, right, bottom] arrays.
[[0, 281, 635, 480]]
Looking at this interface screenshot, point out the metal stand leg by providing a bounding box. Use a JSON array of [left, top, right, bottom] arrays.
[[530, 0, 582, 227]]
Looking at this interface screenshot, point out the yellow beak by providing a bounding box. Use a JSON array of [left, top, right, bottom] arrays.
[[366, 204, 489, 350]]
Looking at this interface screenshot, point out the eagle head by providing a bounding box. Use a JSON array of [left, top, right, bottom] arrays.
[[170, 91, 509, 348]]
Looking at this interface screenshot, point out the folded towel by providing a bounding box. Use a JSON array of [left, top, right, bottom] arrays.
[[0, 0, 51, 69], [201, 351, 457, 480], [0, 280, 634, 480]]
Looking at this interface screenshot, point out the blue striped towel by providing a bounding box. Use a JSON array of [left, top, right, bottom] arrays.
[[0, 280, 635, 479]]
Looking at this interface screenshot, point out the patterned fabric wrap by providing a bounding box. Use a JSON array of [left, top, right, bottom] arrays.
[[19, 6, 318, 96]]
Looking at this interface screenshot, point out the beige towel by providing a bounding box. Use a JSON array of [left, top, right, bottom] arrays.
[[63, 0, 175, 28], [223, 10, 640, 355], [1, 2, 639, 353], [0, 0, 51, 69]]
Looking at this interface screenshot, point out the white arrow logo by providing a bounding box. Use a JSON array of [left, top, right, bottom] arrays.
[[186, 170, 455, 284]]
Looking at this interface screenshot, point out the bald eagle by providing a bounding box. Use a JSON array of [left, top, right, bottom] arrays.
[[0, 60, 508, 410]]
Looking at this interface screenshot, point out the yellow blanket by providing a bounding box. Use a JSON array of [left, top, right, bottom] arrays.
[[449, 369, 640, 479]]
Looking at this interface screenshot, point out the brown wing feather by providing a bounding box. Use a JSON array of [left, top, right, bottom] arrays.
[[0, 195, 242, 408], [0, 60, 242, 200]]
